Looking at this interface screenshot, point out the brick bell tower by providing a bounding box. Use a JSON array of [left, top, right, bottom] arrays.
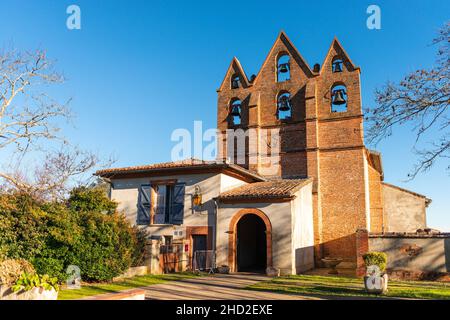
[[217, 32, 370, 267]]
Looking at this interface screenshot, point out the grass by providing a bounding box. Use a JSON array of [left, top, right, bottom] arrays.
[[58, 272, 200, 300], [247, 274, 450, 300]]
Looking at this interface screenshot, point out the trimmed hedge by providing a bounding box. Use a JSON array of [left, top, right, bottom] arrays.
[[362, 252, 387, 272]]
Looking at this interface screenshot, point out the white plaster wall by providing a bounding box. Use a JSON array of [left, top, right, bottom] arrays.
[[291, 182, 315, 273], [111, 173, 216, 237], [110, 173, 250, 238], [216, 202, 293, 275], [220, 174, 248, 193]]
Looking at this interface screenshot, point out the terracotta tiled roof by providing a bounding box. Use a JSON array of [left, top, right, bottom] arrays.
[[95, 158, 265, 182], [219, 178, 312, 202]]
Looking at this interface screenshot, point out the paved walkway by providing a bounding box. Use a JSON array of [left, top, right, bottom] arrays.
[[143, 273, 321, 300]]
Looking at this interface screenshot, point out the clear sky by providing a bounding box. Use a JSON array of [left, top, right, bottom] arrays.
[[0, 0, 448, 230]]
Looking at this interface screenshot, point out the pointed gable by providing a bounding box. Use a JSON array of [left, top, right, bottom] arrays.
[[217, 57, 251, 92], [320, 37, 359, 74], [252, 31, 314, 84]]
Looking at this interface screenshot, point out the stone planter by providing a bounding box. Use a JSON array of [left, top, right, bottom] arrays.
[[364, 273, 388, 294], [321, 257, 343, 275], [217, 266, 230, 274], [0, 285, 58, 300]]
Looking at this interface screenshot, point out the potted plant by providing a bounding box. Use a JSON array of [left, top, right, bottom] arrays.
[[1, 260, 60, 300], [9, 272, 59, 300], [362, 252, 388, 294]]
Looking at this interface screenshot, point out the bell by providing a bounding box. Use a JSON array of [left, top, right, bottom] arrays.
[[278, 97, 291, 111], [333, 61, 342, 73], [231, 105, 241, 116], [231, 78, 240, 89], [278, 63, 289, 73], [332, 89, 346, 105]]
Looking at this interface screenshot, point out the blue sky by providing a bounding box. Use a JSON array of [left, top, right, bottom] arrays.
[[0, 0, 448, 230]]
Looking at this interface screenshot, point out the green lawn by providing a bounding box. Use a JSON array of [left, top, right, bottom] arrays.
[[247, 275, 450, 300], [58, 272, 200, 300]]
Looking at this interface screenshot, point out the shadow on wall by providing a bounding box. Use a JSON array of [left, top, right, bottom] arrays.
[[279, 85, 307, 179], [320, 233, 358, 265], [445, 238, 450, 272], [369, 235, 450, 274], [295, 246, 315, 273]]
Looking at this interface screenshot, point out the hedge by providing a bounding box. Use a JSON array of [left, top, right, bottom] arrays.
[[0, 187, 147, 283]]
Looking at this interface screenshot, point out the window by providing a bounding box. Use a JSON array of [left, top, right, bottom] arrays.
[[137, 183, 185, 225], [229, 99, 242, 126], [277, 54, 290, 82], [332, 57, 343, 73], [231, 74, 241, 89], [331, 84, 348, 112], [277, 92, 292, 120], [154, 184, 171, 224]]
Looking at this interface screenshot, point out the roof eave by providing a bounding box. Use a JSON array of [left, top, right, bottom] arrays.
[[218, 195, 296, 203]]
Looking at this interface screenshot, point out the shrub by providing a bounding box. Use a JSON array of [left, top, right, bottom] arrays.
[[363, 252, 387, 272], [70, 211, 137, 282], [0, 194, 46, 261], [0, 259, 36, 286], [0, 188, 146, 283], [11, 272, 59, 292], [33, 202, 82, 282], [131, 227, 148, 267], [68, 187, 117, 214]]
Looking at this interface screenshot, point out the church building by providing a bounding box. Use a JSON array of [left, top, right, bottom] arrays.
[[96, 32, 430, 274]]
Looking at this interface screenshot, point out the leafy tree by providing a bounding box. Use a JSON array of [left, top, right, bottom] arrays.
[[68, 186, 117, 214]]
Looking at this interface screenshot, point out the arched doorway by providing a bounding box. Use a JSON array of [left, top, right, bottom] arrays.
[[237, 214, 267, 272], [228, 209, 273, 273]]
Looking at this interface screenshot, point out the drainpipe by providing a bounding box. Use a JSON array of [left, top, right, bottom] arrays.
[[212, 197, 219, 266]]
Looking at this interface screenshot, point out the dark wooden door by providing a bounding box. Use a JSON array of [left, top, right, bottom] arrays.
[[192, 235, 207, 270]]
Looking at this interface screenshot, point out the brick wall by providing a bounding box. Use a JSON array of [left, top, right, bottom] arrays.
[[355, 229, 369, 277], [217, 32, 370, 264], [368, 164, 384, 233]]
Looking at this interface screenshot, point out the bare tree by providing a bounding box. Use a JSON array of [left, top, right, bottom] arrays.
[[365, 22, 450, 179], [0, 48, 107, 199]]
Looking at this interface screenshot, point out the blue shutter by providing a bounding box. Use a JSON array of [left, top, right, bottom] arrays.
[[137, 185, 151, 225], [169, 183, 185, 225]]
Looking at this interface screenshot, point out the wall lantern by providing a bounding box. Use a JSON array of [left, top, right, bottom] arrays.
[[192, 185, 202, 207]]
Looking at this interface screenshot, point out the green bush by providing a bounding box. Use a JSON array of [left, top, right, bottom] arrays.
[[0, 194, 46, 261], [131, 226, 148, 267], [70, 211, 137, 282], [68, 187, 117, 214], [11, 272, 59, 293], [0, 188, 147, 283], [363, 252, 387, 272]]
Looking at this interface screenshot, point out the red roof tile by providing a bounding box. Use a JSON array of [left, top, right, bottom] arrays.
[[219, 178, 312, 201]]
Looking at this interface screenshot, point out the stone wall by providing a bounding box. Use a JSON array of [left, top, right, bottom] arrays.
[[382, 183, 428, 232], [368, 232, 450, 280]]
